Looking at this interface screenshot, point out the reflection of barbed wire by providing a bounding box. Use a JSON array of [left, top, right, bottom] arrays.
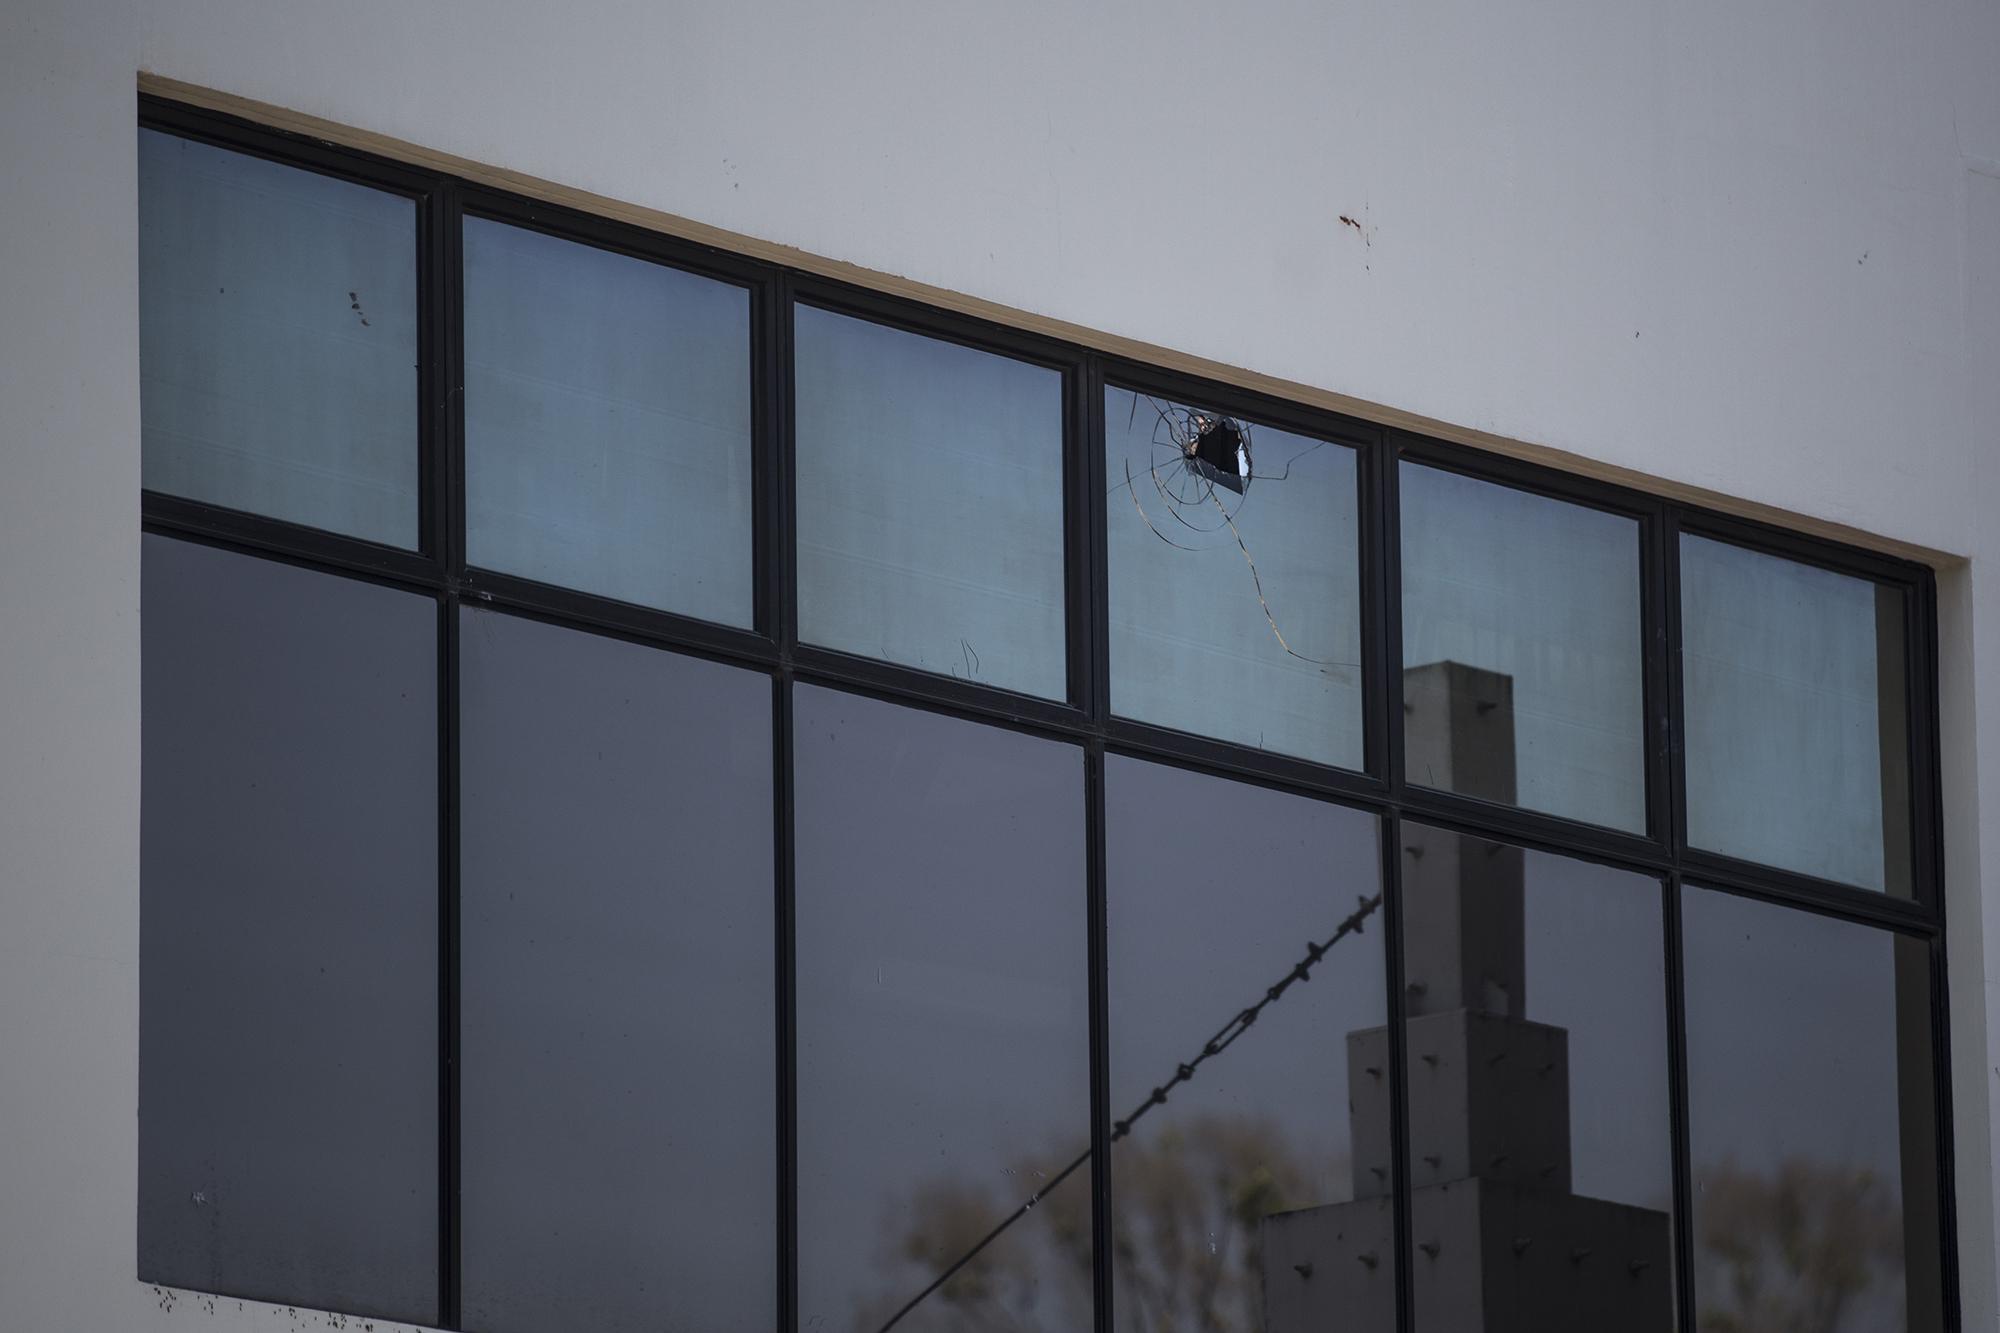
[[874, 892, 1383, 1333], [1110, 394, 1349, 670]]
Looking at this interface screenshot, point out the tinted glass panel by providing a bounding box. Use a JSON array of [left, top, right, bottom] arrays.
[[1400, 823, 1673, 1331], [139, 535, 437, 1321], [1106, 387, 1362, 767], [1683, 888, 1940, 1333], [1682, 535, 1912, 892], [464, 218, 753, 624], [1106, 757, 1389, 1332], [794, 306, 1066, 697], [458, 609, 774, 1332], [794, 687, 1089, 1329], [1400, 464, 1644, 830], [139, 129, 418, 546]]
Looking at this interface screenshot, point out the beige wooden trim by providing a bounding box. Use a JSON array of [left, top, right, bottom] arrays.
[[138, 71, 1960, 569]]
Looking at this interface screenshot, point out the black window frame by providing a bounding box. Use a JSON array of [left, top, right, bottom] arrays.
[[136, 92, 1960, 1333]]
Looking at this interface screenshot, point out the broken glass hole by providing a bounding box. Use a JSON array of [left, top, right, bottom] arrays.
[[1187, 412, 1250, 495], [1118, 394, 1348, 669]]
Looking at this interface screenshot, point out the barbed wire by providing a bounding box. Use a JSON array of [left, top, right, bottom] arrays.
[[874, 891, 1383, 1332]]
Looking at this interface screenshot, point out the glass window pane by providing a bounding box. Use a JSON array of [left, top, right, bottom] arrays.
[[458, 609, 774, 1332], [1683, 887, 1940, 1333], [1401, 823, 1674, 1332], [138, 535, 437, 1322], [1106, 387, 1362, 768], [139, 129, 419, 547], [1400, 463, 1645, 830], [464, 218, 753, 624], [794, 306, 1067, 698], [1106, 757, 1389, 1332], [794, 687, 1089, 1330], [1681, 535, 1912, 892]]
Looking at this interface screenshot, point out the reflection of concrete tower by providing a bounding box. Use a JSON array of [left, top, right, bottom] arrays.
[[1261, 662, 1672, 1332]]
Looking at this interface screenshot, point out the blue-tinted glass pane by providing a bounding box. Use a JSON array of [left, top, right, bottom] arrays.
[[1683, 888, 1940, 1333], [139, 129, 418, 546], [1681, 535, 1911, 892], [464, 218, 753, 624], [794, 686, 1090, 1329], [795, 306, 1066, 698], [1105, 387, 1362, 767], [139, 535, 437, 1321], [458, 608, 773, 1332], [1401, 463, 1644, 830]]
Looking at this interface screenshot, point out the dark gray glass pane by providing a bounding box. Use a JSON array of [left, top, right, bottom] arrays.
[[139, 130, 418, 546], [794, 307, 1066, 698], [139, 534, 437, 1321], [1401, 823, 1674, 1332], [1400, 464, 1644, 831], [464, 218, 753, 624], [795, 686, 1089, 1330], [1106, 757, 1389, 1333], [458, 609, 774, 1333], [1684, 888, 1940, 1333], [1681, 535, 1912, 892], [1105, 387, 1362, 768]]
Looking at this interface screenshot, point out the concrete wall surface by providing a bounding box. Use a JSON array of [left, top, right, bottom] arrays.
[[2, 0, 1996, 1329]]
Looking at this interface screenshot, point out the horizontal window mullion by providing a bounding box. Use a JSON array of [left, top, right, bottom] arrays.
[[788, 645, 1090, 743], [1103, 716, 1386, 808], [139, 92, 445, 200], [451, 567, 779, 674], [1391, 783, 1668, 876], [143, 492, 445, 593], [1676, 847, 1941, 937]]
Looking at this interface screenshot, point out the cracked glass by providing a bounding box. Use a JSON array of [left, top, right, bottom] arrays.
[[1105, 386, 1362, 768]]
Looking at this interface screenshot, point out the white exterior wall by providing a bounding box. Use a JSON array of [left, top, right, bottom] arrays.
[[2, 1, 1996, 1328]]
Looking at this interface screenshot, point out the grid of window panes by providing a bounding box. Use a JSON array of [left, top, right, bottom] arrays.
[[136, 99, 1954, 1333]]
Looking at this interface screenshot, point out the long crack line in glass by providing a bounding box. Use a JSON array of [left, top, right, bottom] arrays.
[[1111, 392, 1354, 673]]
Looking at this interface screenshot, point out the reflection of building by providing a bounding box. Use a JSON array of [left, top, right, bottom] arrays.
[[1262, 662, 1672, 1331]]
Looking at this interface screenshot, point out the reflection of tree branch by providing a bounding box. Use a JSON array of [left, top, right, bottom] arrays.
[[1697, 1158, 1903, 1333], [873, 894, 1382, 1332], [874, 1113, 1335, 1333]]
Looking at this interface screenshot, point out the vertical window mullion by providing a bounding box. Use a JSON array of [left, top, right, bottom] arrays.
[[1381, 810, 1415, 1333], [437, 594, 462, 1331], [1378, 437, 1407, 796], [1917, 572, 1961, 1330], [769, 271, 800, 1333], [775, 671, 799, 1333], [1377, 435, 1409, 1333], [1085, 741, 1111, 1333], [1662, 873, 1696, 1333], [751, 271, 780, 644], [1930, 927, 1964, 1333], [1062, 353, 1092, 714], [1662, 508, 1689, 854], [1359, 427, 1394, 787], [1083, 356, 1110, 727], [1910, 574, 1944, 911], [432, 176, 465, 1332], [1081, 358, 1111, 1332], [1641, 500, 1674, 850], [774, 277, 798, 658]]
